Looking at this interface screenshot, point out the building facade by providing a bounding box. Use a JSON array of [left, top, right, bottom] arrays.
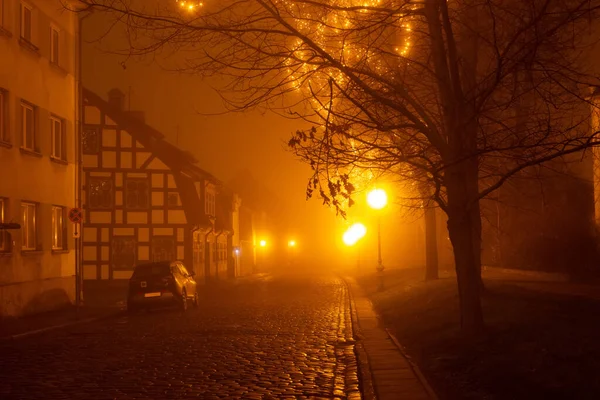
[[81, 88, 243, 301], [0, 0, 78, 316]]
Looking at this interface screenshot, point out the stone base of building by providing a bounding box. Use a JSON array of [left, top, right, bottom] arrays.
[[0, 276, 75, 318], [83, 279, 129, 307]]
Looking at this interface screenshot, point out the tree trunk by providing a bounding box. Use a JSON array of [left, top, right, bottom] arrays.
[[424, 202, 439, 280], [471, 196, 485, 292], [446, 168, 485, 334]]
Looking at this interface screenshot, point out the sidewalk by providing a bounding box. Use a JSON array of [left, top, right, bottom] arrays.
[[345, 277, 437, 400], [0, 303, 125, 340]]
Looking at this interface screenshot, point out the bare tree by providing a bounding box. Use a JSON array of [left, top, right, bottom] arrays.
[[76, 0, 600, 334]]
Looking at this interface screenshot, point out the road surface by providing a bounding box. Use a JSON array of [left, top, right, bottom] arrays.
[[0, 272, 360, 399]]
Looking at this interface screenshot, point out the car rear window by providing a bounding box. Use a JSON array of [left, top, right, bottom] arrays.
[[132, 263, 171, 278]]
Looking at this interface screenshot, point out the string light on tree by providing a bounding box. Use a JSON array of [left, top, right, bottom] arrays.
[[177, 1, 204, 11]]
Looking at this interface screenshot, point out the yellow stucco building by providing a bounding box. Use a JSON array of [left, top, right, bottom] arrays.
[[0, 0, 78, 316]]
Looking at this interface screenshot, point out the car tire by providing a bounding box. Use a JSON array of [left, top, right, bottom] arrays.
[[181, 289, 188, 312], [193, 291, 199, 308]]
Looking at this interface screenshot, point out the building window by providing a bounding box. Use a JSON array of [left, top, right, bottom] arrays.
[[0, 198, 7, 252], [205, 191, 215, 216], [0, 89, 7, 143], [51, 206, 65, 250], [50, 116, 65, 160], [88, 177, 113, 209], [125, 178, 149, 209], [21, 201, 36, 250], [112, 237, 136, 270], [20, 2, 32, 43], [50, 26, 59, 64], [152, 237, 175, 262], [21, 101, 36, 151], [82, 127, 100, 155]]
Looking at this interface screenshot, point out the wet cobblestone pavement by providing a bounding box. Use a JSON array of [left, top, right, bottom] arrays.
[[0, 272, 361, 399]]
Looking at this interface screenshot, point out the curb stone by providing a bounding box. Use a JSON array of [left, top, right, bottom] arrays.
[[386, 328, 439, 400], [343, 276, 377, 400], [0, 309, 126, 342]]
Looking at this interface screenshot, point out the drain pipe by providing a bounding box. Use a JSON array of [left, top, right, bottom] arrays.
[[214, 229, 224, 279]]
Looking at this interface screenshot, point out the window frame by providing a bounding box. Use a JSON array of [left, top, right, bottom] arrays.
[[0, 197, 6, 252], [20, 2, 32, 43], [0, 89, 6, 143], [82, 127, 100, 155], [0, 0, 4, 28], [20, 100, 36, 151], [205, 191, 215, 216], [88, 177, 114, 209], [50, 115, 65, 160], [51, 205, 65, 250], [50, 25, 59, 65], [21, 201, 36, 251], [125, 177, 150, 210], [112, 236, 136, 270]]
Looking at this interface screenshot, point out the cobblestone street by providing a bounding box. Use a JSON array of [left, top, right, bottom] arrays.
[[0, 273, 360, 399]]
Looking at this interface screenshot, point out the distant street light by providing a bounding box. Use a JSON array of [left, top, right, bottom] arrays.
[[367, 188, 388, 291], [259, 239, 267, 247], [288, 240, 296, 247]]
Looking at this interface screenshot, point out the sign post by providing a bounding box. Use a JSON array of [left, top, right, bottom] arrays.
[[68, 208, 83, 311]]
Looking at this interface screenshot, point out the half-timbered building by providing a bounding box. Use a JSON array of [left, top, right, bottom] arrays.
[[81, 88, 242, 299]]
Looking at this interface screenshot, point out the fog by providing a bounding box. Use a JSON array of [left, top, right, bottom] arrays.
[[81, 11, 434, 274]]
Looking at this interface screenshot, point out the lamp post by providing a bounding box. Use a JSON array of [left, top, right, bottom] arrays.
[[256, 239, 267, 273], [367, 188, 387, 291], [343, 223, 367, 273]]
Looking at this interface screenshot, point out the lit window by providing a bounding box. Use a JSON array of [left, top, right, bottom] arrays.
[[50, 26, 59, 64], [125, 178, 149, 209], [20, 2, 32, 42], [21, 101, 36, 151], [51, 206, 65, 250], [88, 177, 113, 209], [21, 201, 36, 250], [50, 116, 65, 160]]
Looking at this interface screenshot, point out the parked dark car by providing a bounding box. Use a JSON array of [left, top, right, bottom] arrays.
[[127, 261, 198, 312]]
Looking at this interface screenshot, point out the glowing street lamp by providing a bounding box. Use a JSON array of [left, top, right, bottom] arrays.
[[259, 239, 267, 247], [367, 188, 387, 290], [343, 223, 367, 247], [288, 240, 296, 248], [367, 188, 388, 210]]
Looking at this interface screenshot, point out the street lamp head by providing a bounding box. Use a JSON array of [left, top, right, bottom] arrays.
[[343, 230, 358, 246], [343, 223, 367, 246], [350, 223, 367, 239], [259, 239, 267, 247], [288, 240, 296, 247], [367, 188, 388, 210]]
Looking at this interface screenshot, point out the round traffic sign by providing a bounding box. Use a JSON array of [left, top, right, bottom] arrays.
[[68, 208, 83, 224]]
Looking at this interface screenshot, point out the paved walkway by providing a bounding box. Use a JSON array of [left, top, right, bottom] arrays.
[[0, 305, 124, 340], [345, 277, 436, 400]]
